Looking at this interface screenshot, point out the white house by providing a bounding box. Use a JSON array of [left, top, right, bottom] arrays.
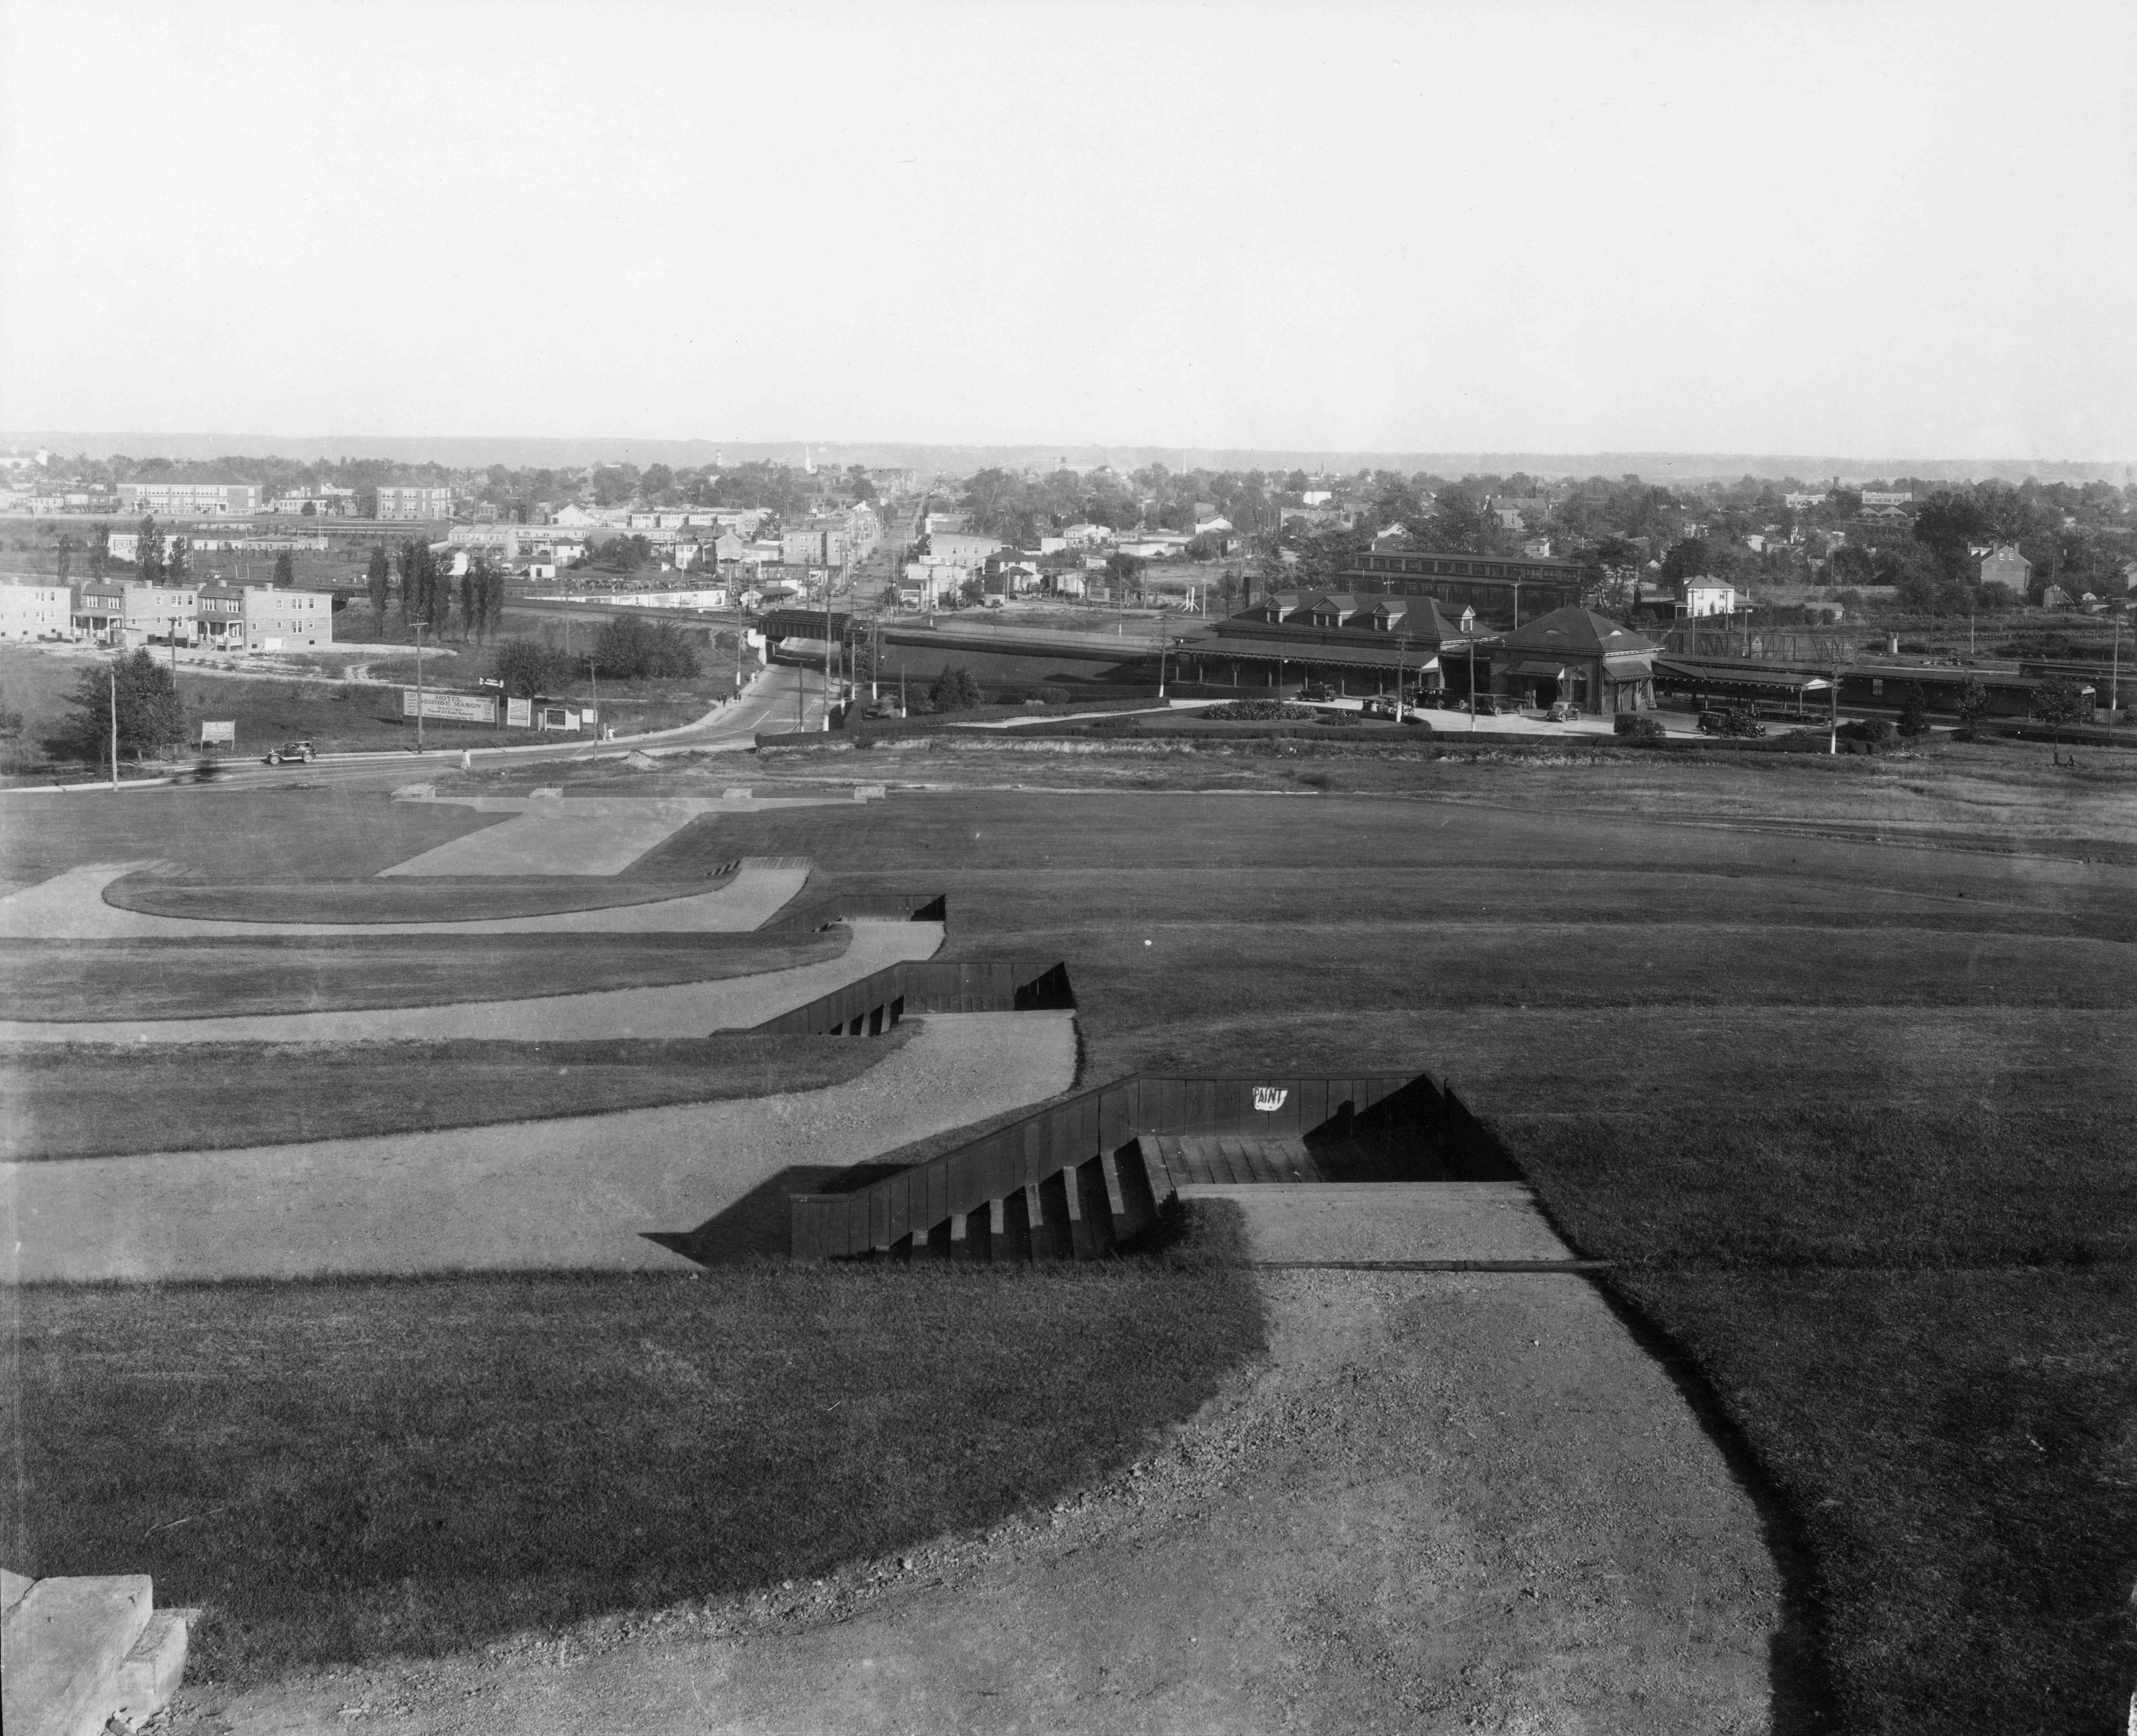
[[0, 581, 69, 640], [1679, 581, 1740, 618]]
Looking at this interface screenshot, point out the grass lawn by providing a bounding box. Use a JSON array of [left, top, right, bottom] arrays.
[[0, 1214, 1261, 1684], [106, 873, 720, 925], [0, 1029, 907, 1159], [7, 751, 2132, 1723], [1, 789, 511, 887], [0, 929, 843, 1023], [607, 771, 2136, 1731]]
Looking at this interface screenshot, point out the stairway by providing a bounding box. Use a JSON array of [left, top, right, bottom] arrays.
[[2, 1569, 196, 1736], [787, 1069, 1509, 1264], [794, 1134, 1179, 1263]]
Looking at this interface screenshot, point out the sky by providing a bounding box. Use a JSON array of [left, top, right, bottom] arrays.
[[2, 0, 2133, 459]]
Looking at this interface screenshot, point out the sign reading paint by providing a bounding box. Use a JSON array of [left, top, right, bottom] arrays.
[[199, 720, 235, 745], [401, 689, 499, 724], [1253, 1086, 1289, 1112]]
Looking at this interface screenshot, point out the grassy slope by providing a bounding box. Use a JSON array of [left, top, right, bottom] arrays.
[[0, 1031, 908, 1160], [0, 929, 841, 1022], [1, 1217, 1262, 1683], [614, 769, 2136, 1733], [7, 753, 2132, 1721]]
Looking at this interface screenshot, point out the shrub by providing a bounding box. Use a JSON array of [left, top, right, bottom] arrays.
[[927, 667, 982, 712], [491, 639, 575, 700], [1200, 700, 1319, 721], [1613, 713, 1665, 740]]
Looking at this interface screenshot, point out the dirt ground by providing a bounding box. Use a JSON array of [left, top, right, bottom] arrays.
[[158, 1188, 1781, 1734]]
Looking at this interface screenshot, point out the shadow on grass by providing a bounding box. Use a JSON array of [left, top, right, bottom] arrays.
[[3, 1206, 1262, 1686]]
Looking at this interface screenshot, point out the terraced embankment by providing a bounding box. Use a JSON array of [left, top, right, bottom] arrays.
[[3, 1011, 1077, 1282]]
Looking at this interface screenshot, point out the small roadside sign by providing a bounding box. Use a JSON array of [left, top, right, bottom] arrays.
[[200, 721, 235, 746]]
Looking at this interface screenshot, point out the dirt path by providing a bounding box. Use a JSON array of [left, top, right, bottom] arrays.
[[378, 793, 881, 877], [2, 1010, 1076, 1283], [0, 918, 939, 1044], [0, 859, 812, 940], [158, 1185, 1782, 1733]]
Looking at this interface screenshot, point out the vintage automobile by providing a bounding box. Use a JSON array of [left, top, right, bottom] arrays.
[[1547, 700, 1581, 722], [263, 739, 317, 765], [1359, 695, 1398, 720]]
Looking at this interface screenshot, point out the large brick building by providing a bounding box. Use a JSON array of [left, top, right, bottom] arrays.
[[116, 481, 261, 516]]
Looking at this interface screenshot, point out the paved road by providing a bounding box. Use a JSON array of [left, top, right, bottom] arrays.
[[191, 663, 821, 794]]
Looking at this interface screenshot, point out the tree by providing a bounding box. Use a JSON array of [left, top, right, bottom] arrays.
[[137, 515, 165, 582], [591, 613, 701, 680], [491, 638, 572, 698], [55, 536, 73, 585], [273, 550, 295, 587], [928, 665, 982, 712], [366, 544, 391, 617], [0, 686, 23, 740], [165, 535, 188, 587], [65, 650, 184, 764], [1827, 544, 1876, 587], [2033, 674, 2091, 744], [1955, 677, 1995, 738], [1895, 682, 1932, 738], [1660, 537, 1715, 582]]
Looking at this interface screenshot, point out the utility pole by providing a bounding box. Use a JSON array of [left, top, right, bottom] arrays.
[[109, 663, 119, 791], [1469, 636, 1478, 733], [412, 619, 429, 752]]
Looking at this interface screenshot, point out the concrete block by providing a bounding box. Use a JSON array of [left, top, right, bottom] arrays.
[[113, 1608, 195, 1726], [1, 1568, 33, 1618], [854, 784, 885, 800], [529, 786, 563, 799], [1, 1573, 153, 1736], [390, 782, 436, 799], [722, 787, 752, 801]]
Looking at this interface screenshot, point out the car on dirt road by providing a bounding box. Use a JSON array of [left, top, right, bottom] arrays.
[[264, 740, 317, 765], [1295, 683, 1335, 703], [1547, 700, 1581, 722], [1359, 696, 1398, 720]]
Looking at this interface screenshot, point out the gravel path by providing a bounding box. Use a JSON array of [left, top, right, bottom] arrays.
[[0, 860, 811, 940], [155, 1183, 1781, 1733], [0, 920, 941, 1045], [378, 793, 880, 877], [2, 1010, 1077, 1283]]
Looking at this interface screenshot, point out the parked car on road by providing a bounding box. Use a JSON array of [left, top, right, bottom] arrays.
[[1296, 682, 1334, 702], [1470, 693, 1504, 716], [264, 740, 316, 765], [1698, 709, 1767, 738], [1359, 696, 1398, 720], [1547, 700, 1581, 722]]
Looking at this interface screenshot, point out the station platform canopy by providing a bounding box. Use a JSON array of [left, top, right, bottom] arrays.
[[1655, 658, 1833, 696]]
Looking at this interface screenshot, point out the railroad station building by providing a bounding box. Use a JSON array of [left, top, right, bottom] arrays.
[[1489, 607, 1659, 714], [1192, 590, 1484, 697]]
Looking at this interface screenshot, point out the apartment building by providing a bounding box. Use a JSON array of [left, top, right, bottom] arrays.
[[0, 581, 70, 640], [375, 486, 454, 521], [72, 580, 200, 646], [116, 481, 262, 516], [194, 582, 335, 650]]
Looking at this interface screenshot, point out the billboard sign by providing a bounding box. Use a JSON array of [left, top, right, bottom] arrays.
[[401, 689, 498, 724], [505, 697, 532, 727], [199, 720, 235, 746]]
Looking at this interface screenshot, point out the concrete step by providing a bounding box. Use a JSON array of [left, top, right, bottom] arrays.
[[114, 1608, 197, 1728], [2, 1573, 153, 1736]]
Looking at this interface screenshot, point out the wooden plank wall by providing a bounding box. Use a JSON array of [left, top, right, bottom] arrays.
[[790, 1070, 1449, 1258]]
